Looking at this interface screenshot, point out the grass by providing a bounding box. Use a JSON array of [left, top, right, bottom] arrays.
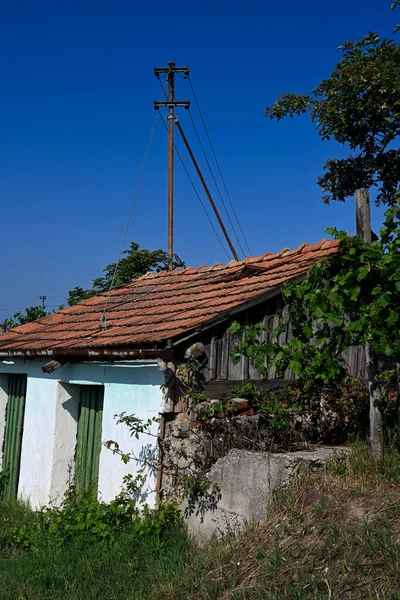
[[0, 519, 192, 600], [154, 439, 400, 599], [2, 440, 400, 599]]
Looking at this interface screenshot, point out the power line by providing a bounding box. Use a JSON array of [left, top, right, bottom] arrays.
[[0, 295, 65, 303], [159, 116, 231, 261], [187, 109, 246, 258], [188, 76, 252, 256], [101, 110, 160, 326], [0, 303, 61, 313], [174, 118, 239, 260], [159, 76, 244, 258]]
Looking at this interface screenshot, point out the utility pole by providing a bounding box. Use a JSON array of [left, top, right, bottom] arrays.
[[40, 296, 46, 310], [356, 189, 372, 243], [355, 189, 383, 459], [154, 61, 190, 270]]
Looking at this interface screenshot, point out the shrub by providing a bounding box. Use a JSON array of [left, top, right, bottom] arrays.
[[1, 480, 180, 554]]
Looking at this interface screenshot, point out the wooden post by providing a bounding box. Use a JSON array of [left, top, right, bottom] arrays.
[[356, 189, 383, 459], [356, 189, 372, 243], [154, 61, 191, 270]]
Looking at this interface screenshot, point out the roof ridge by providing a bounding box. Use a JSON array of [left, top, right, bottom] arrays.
[[127, 238, 338, 282]]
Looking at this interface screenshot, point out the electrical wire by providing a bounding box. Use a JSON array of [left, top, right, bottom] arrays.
[[157, 78, 231, 260], [187, 109, 246, 258], [188, 76, 252, 256], [0, 295, 65, 303], [158, 116, 231, 261], [100, 110, 160, 325]]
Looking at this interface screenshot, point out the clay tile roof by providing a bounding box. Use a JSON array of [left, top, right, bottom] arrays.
[[0, 239, 340, 355]]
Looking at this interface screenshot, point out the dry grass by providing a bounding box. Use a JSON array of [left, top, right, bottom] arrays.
[[155, 440, 400, 600]]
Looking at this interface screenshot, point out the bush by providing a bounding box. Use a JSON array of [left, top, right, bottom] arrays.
[[1, 479, 180, 554], [231, 374, 397, 445]]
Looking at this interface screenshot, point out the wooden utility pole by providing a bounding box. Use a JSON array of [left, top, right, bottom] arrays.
[[355, 189, 383, 458], [154, 61, 190, 270], [356, 189, 372, 243]]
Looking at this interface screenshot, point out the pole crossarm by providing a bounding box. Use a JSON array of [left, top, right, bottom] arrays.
[[154, 66, 189, 77], [154, 101, 190, 110]]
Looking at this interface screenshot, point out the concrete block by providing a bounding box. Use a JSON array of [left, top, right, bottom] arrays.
[[187, 446, 347, 542]]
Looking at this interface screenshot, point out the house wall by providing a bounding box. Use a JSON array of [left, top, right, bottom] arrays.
[[194, 296, 367, 397], [0, 358, 164, 508]]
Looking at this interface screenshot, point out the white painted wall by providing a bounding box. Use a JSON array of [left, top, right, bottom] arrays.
[[50, 383, 80, 504], [19, 376, 59, 508], [0, 358, 164, 508]]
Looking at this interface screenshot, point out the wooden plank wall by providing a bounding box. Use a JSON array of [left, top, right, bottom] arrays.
[[199, 294, 366, 386]]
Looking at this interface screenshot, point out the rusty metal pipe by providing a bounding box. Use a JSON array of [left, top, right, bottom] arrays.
[[0, 347, 174, 360]]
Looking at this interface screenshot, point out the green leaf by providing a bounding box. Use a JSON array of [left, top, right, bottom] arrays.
[[228, 321, 242, 335], [350, 287, 361, 302], [384, 343, 394, 357], [254, 354, 267, 374], [289, 338, 303, 348], [331, 315, 343, 327], [357, 266, 369, 281], [387, 309, 398, 328], [245, 346, 256, 358], [271, 326, 281, 339], [288, 360, 302, 376], [377, 295, 390, 308], [314, 306, 324, 318]]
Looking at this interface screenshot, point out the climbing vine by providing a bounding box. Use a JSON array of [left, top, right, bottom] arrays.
[[181, 356, 208, 405], [229, 202, 400, 426]]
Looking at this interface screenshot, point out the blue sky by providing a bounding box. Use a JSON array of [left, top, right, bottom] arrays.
[[0, 1, 397, 316]]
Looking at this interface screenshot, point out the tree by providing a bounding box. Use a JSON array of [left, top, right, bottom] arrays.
[[66, 286, 97, 307], [2, 306, 50, 331], [232, 15, 400, 457], [91, 242, 185, 292], [394, 1, 400, 33], [66, 242, 185, 306], [1, 242, 186, 330], [265, 31, 400, 206]]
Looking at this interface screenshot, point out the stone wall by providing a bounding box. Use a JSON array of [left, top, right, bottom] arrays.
[[160, 416, 210, 501], [160, 413, 347, 541]]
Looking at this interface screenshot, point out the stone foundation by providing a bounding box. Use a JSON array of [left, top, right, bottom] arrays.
[[159, 411, 347, 541]]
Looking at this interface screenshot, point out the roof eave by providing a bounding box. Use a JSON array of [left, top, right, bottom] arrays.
[[0, 347, 174, 361]]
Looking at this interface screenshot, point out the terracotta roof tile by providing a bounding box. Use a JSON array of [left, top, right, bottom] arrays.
[[0, 239, 340, 354]]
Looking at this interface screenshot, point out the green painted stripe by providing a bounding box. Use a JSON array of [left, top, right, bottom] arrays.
[[75, 385, 104, 493], [2, 374, 27, 500], [92, 388, 104, 488]]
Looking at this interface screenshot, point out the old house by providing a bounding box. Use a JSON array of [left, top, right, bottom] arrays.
[[0, 239, 362, 508]]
